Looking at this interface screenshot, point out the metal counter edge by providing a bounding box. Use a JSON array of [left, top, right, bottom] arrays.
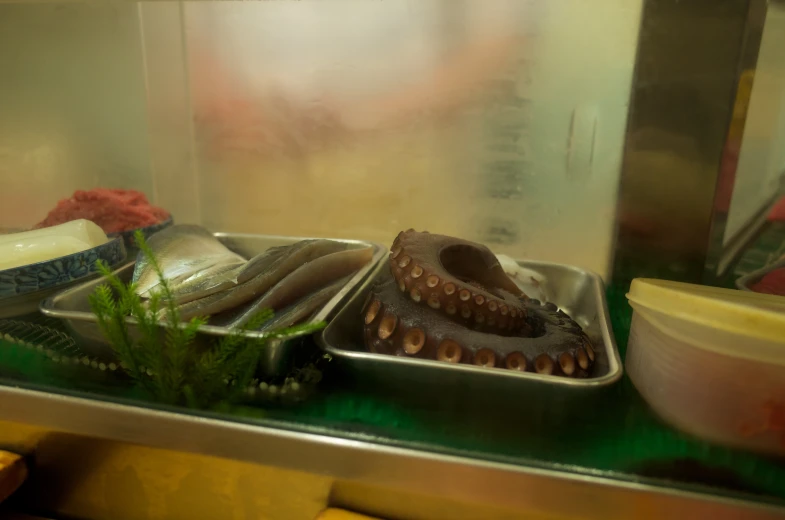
[[0, 385, 782, 519]]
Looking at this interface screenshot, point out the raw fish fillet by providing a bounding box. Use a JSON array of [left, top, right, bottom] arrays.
[[255, 274, 351, 332], [0, 219, 108, 271], [165, 243, 291, 306], [225, 245, 373, 329], [132, 225, 245, 297], [235, 244, 295, 284], [174, 239, 348, 321], [160, 262, 247, 306]]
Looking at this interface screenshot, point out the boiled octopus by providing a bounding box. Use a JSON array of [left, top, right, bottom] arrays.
[[362, 230, 596, 378]]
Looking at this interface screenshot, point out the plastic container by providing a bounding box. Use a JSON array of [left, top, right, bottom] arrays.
[[626, 278, 785, 457]]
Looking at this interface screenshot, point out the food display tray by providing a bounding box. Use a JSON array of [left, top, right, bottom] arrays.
[[736, 257, 785, 292], [318, 257, 622, 418], [40, 233, 386, 378]]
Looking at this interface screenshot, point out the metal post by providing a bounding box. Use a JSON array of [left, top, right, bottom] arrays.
[[612, 0, 767, 284]]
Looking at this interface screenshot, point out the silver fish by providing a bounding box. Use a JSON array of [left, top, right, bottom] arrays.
[[165, 244, 290, 306], [173, 239, 348, 321], [225, 245, 373, 329], [254, 274, 352, 332], [132, 225, 245, 297], [234, 244, 293, 284]]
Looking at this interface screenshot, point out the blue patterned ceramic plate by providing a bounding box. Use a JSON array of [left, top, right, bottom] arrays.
[[0, 236, 127, 317], [110, 215, 173, 249]]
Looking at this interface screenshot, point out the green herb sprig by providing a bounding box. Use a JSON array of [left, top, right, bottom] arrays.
[[88, 230, 326, 408]]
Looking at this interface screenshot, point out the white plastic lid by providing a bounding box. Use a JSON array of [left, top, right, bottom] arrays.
[[627, 278, 785, 362]]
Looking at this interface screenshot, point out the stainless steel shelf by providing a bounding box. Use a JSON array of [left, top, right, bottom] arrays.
[[0, 384, 783, 520]]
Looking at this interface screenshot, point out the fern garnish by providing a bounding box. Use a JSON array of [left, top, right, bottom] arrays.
[[88, 230, 326, 408]]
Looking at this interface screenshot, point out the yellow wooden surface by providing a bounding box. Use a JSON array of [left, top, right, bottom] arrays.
[[0, 420, 331, 520], [0, 418, 578, 520], [0, 450, 27, 505], [3, 418, 771, 520], [315, 508, 383, 520], [331, 480, 575, 520]]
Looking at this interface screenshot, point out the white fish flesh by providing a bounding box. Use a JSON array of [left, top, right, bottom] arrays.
[[132, 225, 246, 297], [173, 239, 349, 321], [224, 245, 374, 329]]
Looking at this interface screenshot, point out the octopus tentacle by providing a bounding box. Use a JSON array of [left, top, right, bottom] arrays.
[[389, 229, 529, 336], [363, 270, 595, 378]]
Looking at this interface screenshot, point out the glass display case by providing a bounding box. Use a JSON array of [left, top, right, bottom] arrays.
[[0, 0, 784, 519]]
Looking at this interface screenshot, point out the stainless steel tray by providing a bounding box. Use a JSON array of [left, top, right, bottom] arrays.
[[318, 257, 622, 408], [736, 257, 785, 292], [40, 233, 386, 377]]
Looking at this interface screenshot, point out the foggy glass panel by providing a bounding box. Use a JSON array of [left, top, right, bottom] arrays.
[[0, 0, 643, 279], [139, 2, 201, 225], [0, 3, 152, 230], [724, 3, 785, 245], [182, 0, 642, 279]]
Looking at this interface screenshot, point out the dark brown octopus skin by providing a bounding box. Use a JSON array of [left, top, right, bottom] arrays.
[[362, 230, 596, 378], [389, 229, 530, 334]]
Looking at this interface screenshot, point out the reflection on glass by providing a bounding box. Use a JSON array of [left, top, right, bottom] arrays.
[[181, 0, 641, 279], [0, 3, 152, 230], [724, 3, 785, 245]]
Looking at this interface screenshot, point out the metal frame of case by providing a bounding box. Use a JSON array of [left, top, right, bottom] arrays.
[[613, 0, 774, 284], [1, 386, 784, 519]]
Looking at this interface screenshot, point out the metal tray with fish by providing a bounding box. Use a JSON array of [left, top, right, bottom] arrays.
[[40, 232, 386, 378], [318, 254, 622, 415]]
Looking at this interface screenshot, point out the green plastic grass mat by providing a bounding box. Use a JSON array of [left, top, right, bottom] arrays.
[[4, 295, 783, 502], [246, 282, 784, 501], [1, 226, 784, 503], [0, 318, 142, 397]]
